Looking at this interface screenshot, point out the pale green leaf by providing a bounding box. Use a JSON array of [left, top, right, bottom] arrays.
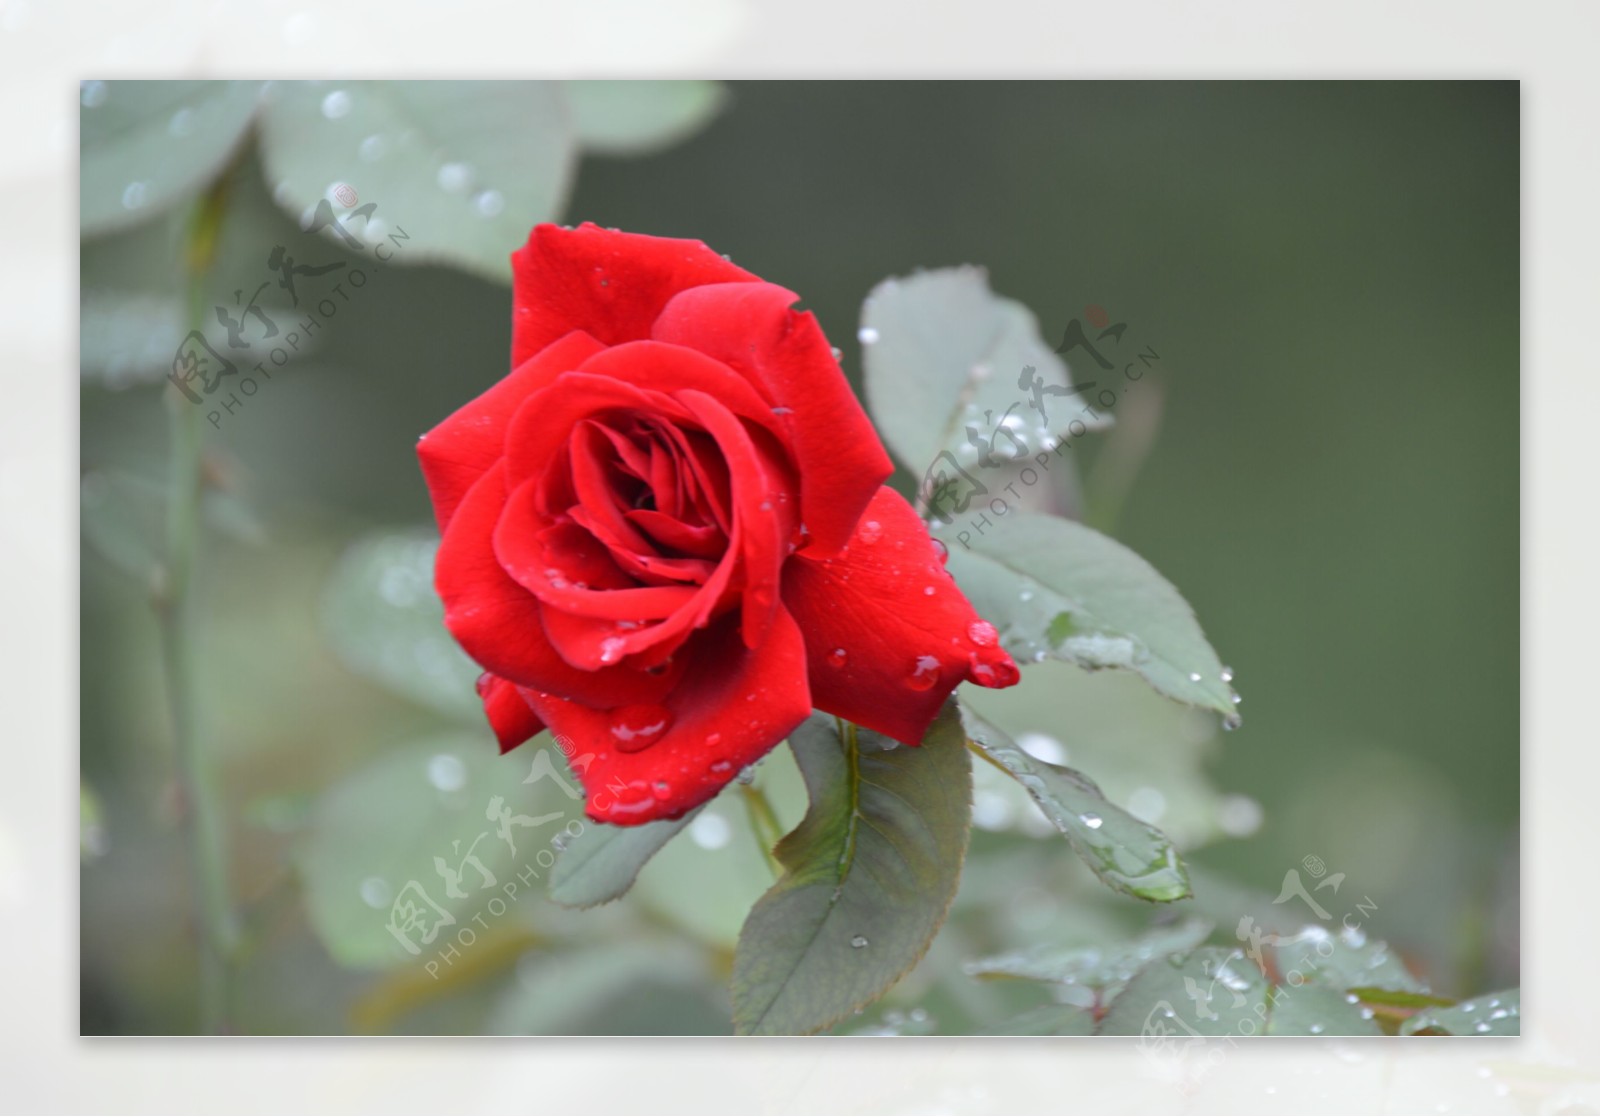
[[941, 512, 1237, 719], [258, 81, 575, 282], [80, 80, 262, 236], [563, 80, 726, 155], [1402, 989, 1520, 1036], [860, 266, 1107, 481]]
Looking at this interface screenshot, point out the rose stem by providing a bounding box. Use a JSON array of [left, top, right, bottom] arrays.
[[738, 782, 785, 878], [156, 175, 241, 1033]]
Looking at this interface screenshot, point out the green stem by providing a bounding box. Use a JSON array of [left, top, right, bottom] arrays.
[[158, 180, 238, 1033], [739, 782, 785, 878]]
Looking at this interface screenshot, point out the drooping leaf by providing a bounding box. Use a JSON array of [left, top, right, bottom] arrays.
[[320, 529, 484, 722], [80, 80, 263, 236], [547, 809, 699, 909], [963, 662, 1238, 849], [730, 705, 972, 1035], [563, 80, 726, 155], [257, 81, 576, 282], [963, 710, 1191, 902], [941, 512, 1237, 719], [860, 266, 1108, 481], [1401, 989, 1520, 1036]]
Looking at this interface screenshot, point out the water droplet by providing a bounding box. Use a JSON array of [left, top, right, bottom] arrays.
[[709, 759, 734, 775], [651, 780, 672, 800], [608, 705, 672, 752], [1232, 693, 1243, 705], [929, 537, 949, 565], [922, 585, 936, 596], [1019, 589, 1035, 603], [1220, 665, 1235, 683], [599, 636, 625, 664], [1222, 713, 1243, 731], [1309, 1023, 1324, 1035], [427, 753, 467, 792], [857, 326, 880, 345], [437, 161, 473, 194], [967, 620, 999, 647], [1080, 813, 1104, 830], [473, 188, 505, 218], [1188, 671, 1203, 683], [359, 876, 391, 909], [320, 89, 352, 120], [856, 519, 883, 544], [850, 935, 869, 948], [81, 80, 108, 108], [827, 647, 848, 668], [907, 655, 941, 690], [689, 811, 732, 850], [167, 108, 195, 138], [358, 133, 386, 162], [120, 181, 147, 210]]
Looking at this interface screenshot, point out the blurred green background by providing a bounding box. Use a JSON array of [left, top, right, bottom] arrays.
[[79, 81, 1518, 1034]]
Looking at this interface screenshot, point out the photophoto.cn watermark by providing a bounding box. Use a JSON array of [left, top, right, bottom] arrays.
[[1137, 854, 1382, 1082], [168, 186, 409, 428], [380, 735, 642, 980], [919, 303, 1161, 549]]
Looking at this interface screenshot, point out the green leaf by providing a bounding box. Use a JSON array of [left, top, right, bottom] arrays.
[[548, 809, 699, 909], [941, 512, 1237, 720], [963, 662, 1237, 849], [563, 81, 726, 155], [981, 1003, 1097, 1035], [1401, 989, 1520, 1036], [1097, 946, 1386, 1038], [257, 81, 575, 282], [295, 735, 584, 969], [730, 706, 973, 1035], [320, 529, 484, 722], [860, 266, 1107, 479], [80, 80, 263, 237], [963, 710, 1191, 902], [1272, 929, 1428, 994], [966, 918, 1213, 986]]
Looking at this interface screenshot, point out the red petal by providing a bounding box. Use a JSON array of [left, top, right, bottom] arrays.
[[652, 282, 894, 557], [511, 224, 759, 367], [522, 609, 813, 825], [477, 673, 545, 754], [434, 462, 679, 707], [782, 486, 1020, 745], [417, 331, 606, 533]]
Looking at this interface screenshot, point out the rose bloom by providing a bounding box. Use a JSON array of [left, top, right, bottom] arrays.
[[419, 224, 1019, 824]]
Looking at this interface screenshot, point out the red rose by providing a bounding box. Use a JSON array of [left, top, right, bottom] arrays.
[[419, 224, 1019, 824]]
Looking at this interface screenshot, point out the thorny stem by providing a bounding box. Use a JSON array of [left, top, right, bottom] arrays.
[[158, 176, 239, 1033]]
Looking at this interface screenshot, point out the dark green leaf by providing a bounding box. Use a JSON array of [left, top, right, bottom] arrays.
[[548, 809, 699, 909], [730, 705, 972, 1035], [963, 710, 1191, 902], [80, 80, 262, 236], [941, 513, 1237, 719]]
